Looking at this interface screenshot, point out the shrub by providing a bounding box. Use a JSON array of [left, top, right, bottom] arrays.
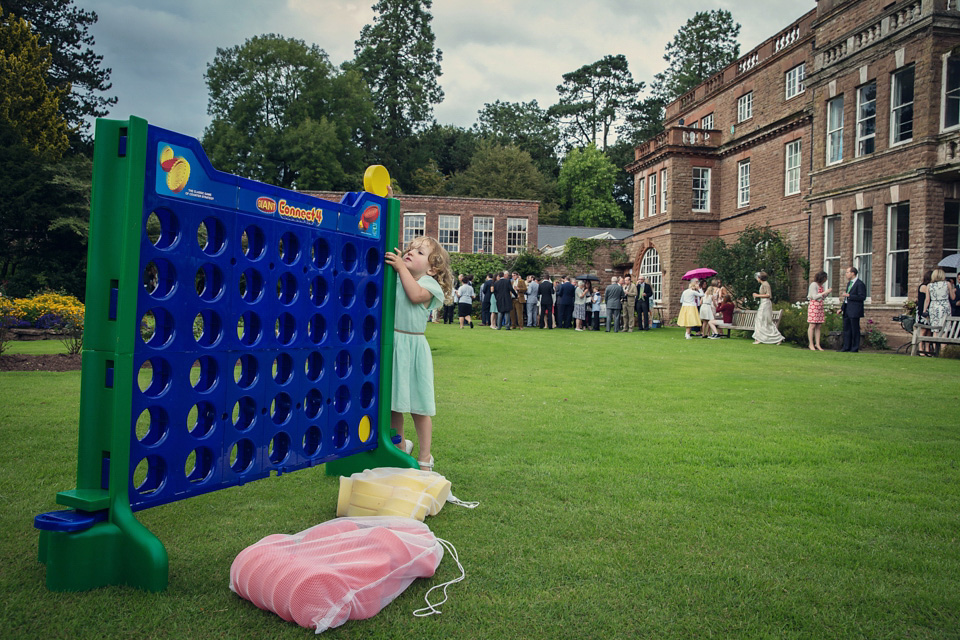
[[0, 297, 26, 355], [773, 301, 808, 346], [10, 292, 85, 354], [864, 318, 888, 350]]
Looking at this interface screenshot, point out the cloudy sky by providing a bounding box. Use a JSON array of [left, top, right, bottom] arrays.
[[82, 0, 812, 139]]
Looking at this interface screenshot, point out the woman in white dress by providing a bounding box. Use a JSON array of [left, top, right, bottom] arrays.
[[752, 271, 784, 345], [923, 268, 956, 333], [699, 285, 717, 338]]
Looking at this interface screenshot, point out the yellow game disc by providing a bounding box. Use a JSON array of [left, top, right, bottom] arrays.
[[166, 158, 191, 193], [160, 146, 174, 167], [363, 165, 390, 197], [357, 415, 371, 442]]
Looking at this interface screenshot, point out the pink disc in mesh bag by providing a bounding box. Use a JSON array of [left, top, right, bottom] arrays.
[[288, 570, 352, 630], [301, 518, 360, 542], [231, 534, 289, 599]]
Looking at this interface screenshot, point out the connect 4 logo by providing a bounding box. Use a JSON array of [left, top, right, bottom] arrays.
[[256, 197, 277, 213]]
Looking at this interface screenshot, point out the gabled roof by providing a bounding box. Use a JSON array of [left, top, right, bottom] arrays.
[[537, 225, 632, 250]]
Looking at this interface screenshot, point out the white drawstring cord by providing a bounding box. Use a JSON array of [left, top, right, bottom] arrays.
[[412, 538, 465, 617], [446, 494, 479, 508]]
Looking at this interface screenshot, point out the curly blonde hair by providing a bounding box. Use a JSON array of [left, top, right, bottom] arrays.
[[406, 236, 454, 303]]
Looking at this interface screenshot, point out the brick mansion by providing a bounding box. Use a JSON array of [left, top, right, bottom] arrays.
[[626, 0, 960, 330]]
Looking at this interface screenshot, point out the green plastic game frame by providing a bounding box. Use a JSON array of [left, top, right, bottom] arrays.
[[37, 116, 414, 592]]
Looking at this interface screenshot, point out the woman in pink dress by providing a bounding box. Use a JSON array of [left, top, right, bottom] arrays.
[[806, 271, 831, 351]]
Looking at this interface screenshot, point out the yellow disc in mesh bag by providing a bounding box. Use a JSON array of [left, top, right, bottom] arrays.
[[336, 477, 354, 517], [350, 491, 387, 510], [363, 165, 390, 197], [352, 478, 393, 498], [166, 158, 191, 193], [358, 415, 371, 442], [345, 504, 378, 518]]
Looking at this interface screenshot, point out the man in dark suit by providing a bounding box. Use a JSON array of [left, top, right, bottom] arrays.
[[479, 274, 494, 326], [493, 270, 517, 330], [840, 266, 867, 352], [538, 277, 554, 329], [604, 276, 624, 332], [636, 276, 654, 330], [556, 276, 576, 328]]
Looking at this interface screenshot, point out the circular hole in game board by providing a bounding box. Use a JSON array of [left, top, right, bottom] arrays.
[[362, 315, 377, 343], [308, 314, 327, 345], [146, 208, 179, 250], [144, 258, 176, 299], [305, 388, 323, 419], [275, 313, 296, 345], [305, 352, 324, 381], [230, 439, 255, 473], [198, 217, 227, 256], [135, 407, 168, 446], [341, 242, 358, 272], [271, 393, 292, 425], [360, 382, 374, 409], [303, 426, 322, 457], [140, 308, 174, 348], [334, 385, 350, 414], [333, 421, 349, 450], [276, 272, 298, 305], [269, 432, 291, 464], [338, 315, 353, 343], [272, 353, 293, 385], [194, 310, 222, 348], [133, 455, 167, 496], [361, 348, 376, 376], [196, 263, 224, 302], [364, 247, 380, 275], [279, 232, 300, 265], [190, 356, 219, 393], [184, 446, 215, 483], [310, 276, 329, 307], [232, 396, 256, 431], [138, 358, 172, 397], [188, 401, 216, 437], [242, 224, 265, 260], [312, 238, 330, 269], [237, 311, 262, 346], [363, 281, 379, 308], [339, 279, 356, 308], [234, 354, 258, 388], [238, 268, 264, 303], [334, 350, 351, 379]]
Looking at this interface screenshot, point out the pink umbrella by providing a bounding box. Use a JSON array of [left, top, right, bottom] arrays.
[[682, 267, 717, 280]]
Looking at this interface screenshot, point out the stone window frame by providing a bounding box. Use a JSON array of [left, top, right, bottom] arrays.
[[854, 209, 873, 302], [826, 96, 844, 165], [506, 218, 528, 255], [402, 213, 425, 247], [692, 167, 711, 212], [637, 176, 645, 219], [737, 92, 753, 123], [437, 214, 460, 253], [856, 82, 877, 157], [472, 216, 494, 254], [890, 65, 915, 146], [701, 113, 714, 130], [660, 168, 668, 214], [639, 248, 662, 304], [648, 171, 658, 216], [784, 140, 801, 196], [785, 63, 806, 100], [886, 202, 910, 301], [941, 53, 960, 132], [945, 201, 960, 260], [737, 159, 750, 208], [823, 215, 842, 302]]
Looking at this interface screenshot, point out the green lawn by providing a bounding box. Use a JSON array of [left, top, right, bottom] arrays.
[[2, 327, 958, 639]]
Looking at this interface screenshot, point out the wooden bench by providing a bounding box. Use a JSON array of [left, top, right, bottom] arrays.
[[714, 308, 782, 337], [913, 316, 960, 356]]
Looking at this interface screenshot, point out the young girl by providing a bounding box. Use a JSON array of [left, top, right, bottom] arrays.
[[678, 279, 704, 339], [385, 236, 453, 471]]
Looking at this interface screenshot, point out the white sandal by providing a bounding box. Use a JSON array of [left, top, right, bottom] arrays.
[[418, 455, 434, 472]]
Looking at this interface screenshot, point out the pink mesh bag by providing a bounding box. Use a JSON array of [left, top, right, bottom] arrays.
[[230, 516, 461, 633]]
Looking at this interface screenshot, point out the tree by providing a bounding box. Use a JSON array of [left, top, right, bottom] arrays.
[[5, 0, 115, 146], [548, 55, 641, 151], [696, 226, 795, 308], [0, 7, 69, 160], [474, 99, 561, 177], [201, 34, 374, 190], [352, 0, 443, 181], [557, 144, 625, 228], [448, 143, 548, 201], [657, 10, 740, 102], [603, 140, 637, 226]]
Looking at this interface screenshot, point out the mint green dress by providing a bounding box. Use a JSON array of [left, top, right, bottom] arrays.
[[392, 274, 444, 416]]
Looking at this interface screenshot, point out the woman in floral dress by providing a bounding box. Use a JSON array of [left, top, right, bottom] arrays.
[[806, 271, 831, 351]]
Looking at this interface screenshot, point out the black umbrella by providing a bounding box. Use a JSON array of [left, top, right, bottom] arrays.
[[576, 274, 600, 281]]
